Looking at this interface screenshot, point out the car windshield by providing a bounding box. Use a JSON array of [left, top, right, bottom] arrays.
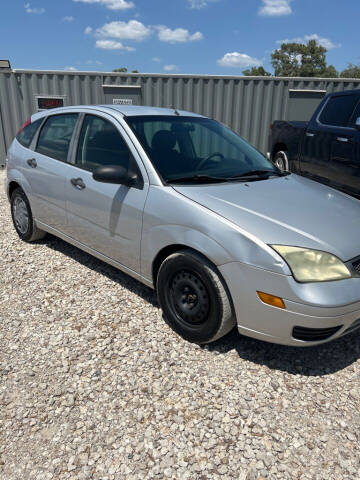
[[125, 115, 279, 183]]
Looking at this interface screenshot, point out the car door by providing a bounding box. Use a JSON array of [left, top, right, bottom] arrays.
[[300, 93, 359, 189], [64, 112, 149, 273], [328, 99, 360, 197], [25, 113, 79, 228]]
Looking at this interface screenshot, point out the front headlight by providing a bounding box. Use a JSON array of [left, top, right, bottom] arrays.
[[272, 245, 351, 283]]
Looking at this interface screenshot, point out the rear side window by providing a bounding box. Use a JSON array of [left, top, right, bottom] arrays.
[[36, 114, 78, 162], [16, 118, 43, 148], [319, 95, 358, 127]]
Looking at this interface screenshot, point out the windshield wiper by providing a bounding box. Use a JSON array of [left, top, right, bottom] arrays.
[[166, 175, 230, 184], [230, 169, 289, 179]]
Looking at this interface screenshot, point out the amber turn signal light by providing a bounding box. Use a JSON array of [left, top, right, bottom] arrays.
[[257, 291, 286, 309]]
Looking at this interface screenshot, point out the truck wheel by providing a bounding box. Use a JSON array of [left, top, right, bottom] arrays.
[[157, 249, 236, 344], [274, 151, 289, 171], [10, 188, 47, 242]]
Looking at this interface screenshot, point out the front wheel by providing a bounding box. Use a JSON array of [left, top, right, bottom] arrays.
[[157, 249, 235, 344]]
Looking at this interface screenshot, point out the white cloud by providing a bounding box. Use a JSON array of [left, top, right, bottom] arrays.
[[64, 66, 78, 71], [277, 34, 340, 50], [187, 0, 219, 9], [73, 0, 134, 10], [217, 52, 262, 68], [164, 65, 178, 72], [86, 60, 103, 65], [62, 16, 74, 22], [24, 3, 45, 14], [84, 26, 93, 34], [96, 20, 151, 42], [157, 26, 203, 43], [259, 0, 292, 16], [95, 39, 135, 51], [152, 57, 161, 62]]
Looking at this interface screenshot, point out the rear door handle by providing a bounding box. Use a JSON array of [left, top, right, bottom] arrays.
[[70, 177, 86, 190], [336, 137, 350, 143], [26, 158, 37, 168], [306, 132, 316, 137]]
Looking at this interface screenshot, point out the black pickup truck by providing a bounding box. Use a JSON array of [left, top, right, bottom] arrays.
[[268, 89, 360, 199]]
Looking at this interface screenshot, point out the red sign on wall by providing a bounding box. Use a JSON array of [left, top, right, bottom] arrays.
[[37, 97, 64, 110]]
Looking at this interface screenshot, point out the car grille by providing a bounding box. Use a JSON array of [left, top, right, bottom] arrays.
[[352, 258, 360, 275], [292, 325, 343, 342]]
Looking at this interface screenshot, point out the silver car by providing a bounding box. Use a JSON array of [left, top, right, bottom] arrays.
[[5, 105, 360, 346]]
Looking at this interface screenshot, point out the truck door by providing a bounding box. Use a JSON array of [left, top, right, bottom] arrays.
[[300, 93, 359, 190], [328, 99, 360, 197]]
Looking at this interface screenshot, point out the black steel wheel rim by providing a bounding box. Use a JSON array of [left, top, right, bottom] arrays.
[[168, 270, 210, 326]]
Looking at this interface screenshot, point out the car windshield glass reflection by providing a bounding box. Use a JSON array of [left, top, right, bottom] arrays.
[[126, 116, 279, 183]]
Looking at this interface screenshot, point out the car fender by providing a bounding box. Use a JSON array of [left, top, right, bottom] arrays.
[[141, 186, 290, 281]]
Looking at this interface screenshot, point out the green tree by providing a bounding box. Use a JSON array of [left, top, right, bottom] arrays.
[[242, 66, 271, 76], [340, 63, 360, 78], [319, 65, 339, 78], [112, 67, 140, 73], [271, 40, 337, 78]]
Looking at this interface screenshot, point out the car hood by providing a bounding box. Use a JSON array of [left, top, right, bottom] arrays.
[[173, 174, 360, 261]]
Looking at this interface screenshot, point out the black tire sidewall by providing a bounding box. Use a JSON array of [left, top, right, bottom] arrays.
[[157, 252, 225, 343], [10, 189, 34, 241]]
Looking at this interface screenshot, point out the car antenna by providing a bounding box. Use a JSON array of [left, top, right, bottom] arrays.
[[170, 105, 180, 116]]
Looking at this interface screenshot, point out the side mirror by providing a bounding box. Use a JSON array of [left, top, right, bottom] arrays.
[[355, 117, 360, 131], [93, 165, 137, 187]]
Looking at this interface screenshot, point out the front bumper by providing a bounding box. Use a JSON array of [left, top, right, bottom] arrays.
[[219, 262, 360, 346]]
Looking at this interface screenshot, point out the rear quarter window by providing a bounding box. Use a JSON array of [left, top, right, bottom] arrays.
[[16, 118, 43, 148]]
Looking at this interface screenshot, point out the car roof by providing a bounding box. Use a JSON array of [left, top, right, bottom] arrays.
[[100, 105, 205, 117], [32, 105, 205, 120]]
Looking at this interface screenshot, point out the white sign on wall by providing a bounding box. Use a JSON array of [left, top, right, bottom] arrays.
[[113, 98, 133, 105]]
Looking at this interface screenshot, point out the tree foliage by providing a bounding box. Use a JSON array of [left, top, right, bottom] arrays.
[[340, 63, 360, 78], [112, 67, 140, 73], [242, 66, 271, 76], [271, 40, 338, 78]]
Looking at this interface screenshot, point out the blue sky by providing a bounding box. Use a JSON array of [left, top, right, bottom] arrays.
[[2, 0, 360, 74]]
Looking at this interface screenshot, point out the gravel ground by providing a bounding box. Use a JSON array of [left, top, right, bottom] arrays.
[[0, 169, 359, 480]]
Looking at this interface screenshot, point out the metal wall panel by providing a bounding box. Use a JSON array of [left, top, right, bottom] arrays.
[[1, 69, 360, 166]]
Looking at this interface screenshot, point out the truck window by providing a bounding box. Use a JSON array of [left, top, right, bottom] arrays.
[[349, 100, 360, 128], [319, 95, 358, 127]]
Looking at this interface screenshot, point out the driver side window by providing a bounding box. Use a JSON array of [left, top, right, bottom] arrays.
[[76, 115, 132, 172]]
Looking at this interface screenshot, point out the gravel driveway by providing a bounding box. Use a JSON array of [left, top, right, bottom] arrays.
[[0, 169, 359, 480]]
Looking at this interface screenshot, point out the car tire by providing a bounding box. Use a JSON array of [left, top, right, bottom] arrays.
[[10, 188, 47, 242], [274, 151, 289, 171], [157, 249, 235, 344]]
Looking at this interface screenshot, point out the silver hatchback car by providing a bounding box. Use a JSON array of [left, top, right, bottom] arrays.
[[5, 105, 360, 346]]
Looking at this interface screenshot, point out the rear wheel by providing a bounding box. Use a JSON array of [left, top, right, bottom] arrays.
[[274, 151, 289, 171], [10, 188, 46, 242], [157, 249, 235, 344]]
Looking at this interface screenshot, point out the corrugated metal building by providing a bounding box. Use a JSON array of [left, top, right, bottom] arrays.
[[1, 68, 360, 166]]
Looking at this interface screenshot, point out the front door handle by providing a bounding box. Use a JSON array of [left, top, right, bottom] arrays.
[[336, 137, 349, 143], [70, 177, 86, 190], [306, 132, 316, 138], [27, 158, 37, 168]]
